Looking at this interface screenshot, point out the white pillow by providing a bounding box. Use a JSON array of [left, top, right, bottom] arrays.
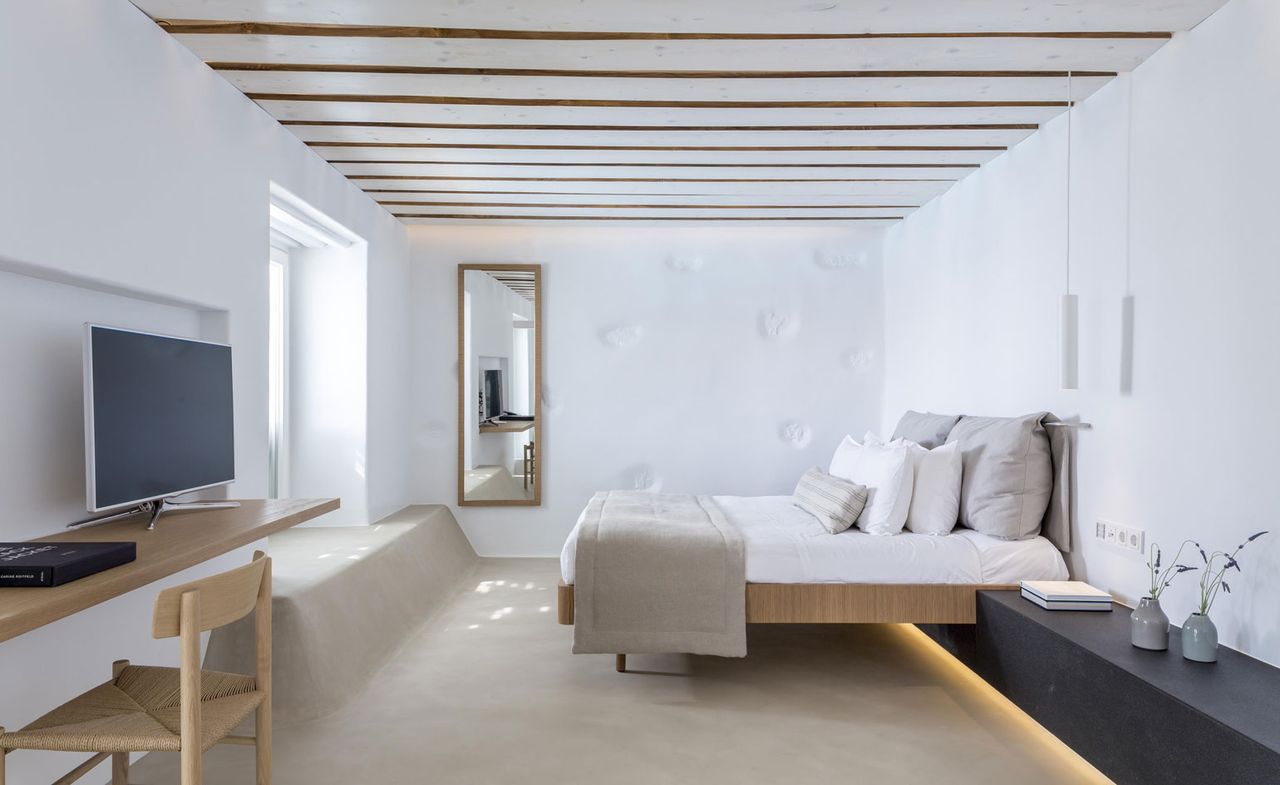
[[827, 435, 913, 535], [866, 433, 962, 535]]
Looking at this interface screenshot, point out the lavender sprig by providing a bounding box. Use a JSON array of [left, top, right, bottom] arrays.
[[1195, 531, 1268, 615], [1145, 540, 1197, 601]]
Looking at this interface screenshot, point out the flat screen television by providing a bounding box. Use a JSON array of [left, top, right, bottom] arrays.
[[83, 324, 235, 512], [482, 369, 504, 421]]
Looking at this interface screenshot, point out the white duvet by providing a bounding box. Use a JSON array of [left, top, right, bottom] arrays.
[[560, 495, 1068, 586]]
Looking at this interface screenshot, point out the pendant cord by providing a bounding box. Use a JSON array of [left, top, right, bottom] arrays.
[[1066, 70, 1073, 296]]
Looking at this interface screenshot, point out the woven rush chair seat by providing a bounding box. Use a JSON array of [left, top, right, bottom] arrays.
[[0, 666, 262, 754]]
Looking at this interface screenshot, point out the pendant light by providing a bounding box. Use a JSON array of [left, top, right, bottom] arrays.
[[1060, 70, 1080, 390]]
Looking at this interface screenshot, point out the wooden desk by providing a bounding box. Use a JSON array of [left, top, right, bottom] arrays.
[[0, 498, 338, 644], [479, 419, 536, 434]]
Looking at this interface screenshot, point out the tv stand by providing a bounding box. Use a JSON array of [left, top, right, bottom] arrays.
[[69, 498, 242, 531]]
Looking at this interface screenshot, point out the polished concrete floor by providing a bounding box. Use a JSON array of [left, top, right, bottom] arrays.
[[132, 558, 1111, 785]]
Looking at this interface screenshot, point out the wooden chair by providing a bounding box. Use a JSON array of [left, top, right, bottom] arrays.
[[0, 552, 272, 785]]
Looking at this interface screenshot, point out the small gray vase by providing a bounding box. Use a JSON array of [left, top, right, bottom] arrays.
[[1130, 597, 1169, 651], [1182, 613, 1219, 663]]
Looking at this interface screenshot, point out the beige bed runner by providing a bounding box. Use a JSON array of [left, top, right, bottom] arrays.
[[573, 491, 747, 657]]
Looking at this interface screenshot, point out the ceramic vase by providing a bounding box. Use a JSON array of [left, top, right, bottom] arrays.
[[1130, 596, 1169, 651], [1182, 613, 1219, 663]]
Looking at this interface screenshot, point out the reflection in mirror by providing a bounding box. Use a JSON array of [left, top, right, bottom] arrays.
[[458, 264, 541, 506]]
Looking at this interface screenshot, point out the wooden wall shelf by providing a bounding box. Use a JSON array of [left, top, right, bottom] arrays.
[[478, 419, 536, 434], [0, 498, 339, 644]]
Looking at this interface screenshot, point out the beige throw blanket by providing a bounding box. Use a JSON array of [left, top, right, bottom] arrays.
[[573, 491, 746, 657]]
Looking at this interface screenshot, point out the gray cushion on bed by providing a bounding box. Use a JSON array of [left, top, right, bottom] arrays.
[[946, 413, 1052, 540], [793, 468, 869, 534], [891, 410, 961, 449]]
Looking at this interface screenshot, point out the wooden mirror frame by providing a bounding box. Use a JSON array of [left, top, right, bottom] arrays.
[[457, 263, 543, 507]]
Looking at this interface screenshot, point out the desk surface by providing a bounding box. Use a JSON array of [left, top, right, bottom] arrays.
[[0, 498, 339, 644]]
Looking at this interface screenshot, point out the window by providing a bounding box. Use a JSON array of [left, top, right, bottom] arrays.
[[267, 247, 288, 498]]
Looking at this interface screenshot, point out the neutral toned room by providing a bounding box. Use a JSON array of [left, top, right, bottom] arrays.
[[1, 1, 1277, 783]]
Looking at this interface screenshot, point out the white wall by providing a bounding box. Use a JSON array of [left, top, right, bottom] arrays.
[[882, 0, 1280, 665], [412, 224, 885, 556], [0, 1, 410, 781]]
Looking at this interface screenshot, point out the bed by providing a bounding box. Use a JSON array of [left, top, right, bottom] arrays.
[[558, 494, 1067, 630], [559, 411, 1075, 670]]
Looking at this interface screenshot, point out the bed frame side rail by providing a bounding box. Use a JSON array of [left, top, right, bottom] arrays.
[[557, 582, 1018, 626]]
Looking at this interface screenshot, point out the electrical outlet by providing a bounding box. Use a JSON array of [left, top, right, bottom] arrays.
[[1096, 519, 1146, 554]]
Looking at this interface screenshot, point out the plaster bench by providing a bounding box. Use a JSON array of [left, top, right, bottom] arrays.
[[204, 504, 477, 725]]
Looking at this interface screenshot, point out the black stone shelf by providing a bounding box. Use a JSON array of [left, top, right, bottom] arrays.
[[921, 591, 1280, 785]]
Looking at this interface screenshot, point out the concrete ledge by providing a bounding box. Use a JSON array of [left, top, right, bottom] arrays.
[[205, 505, 477, 725]]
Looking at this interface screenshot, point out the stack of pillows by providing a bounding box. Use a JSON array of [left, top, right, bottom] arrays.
[[793, 410, 1054, 540]]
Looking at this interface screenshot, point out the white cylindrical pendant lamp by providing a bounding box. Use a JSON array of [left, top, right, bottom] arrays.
[[1060, 293, 1079, 390]]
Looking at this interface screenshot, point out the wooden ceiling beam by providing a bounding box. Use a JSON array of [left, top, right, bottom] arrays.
[[394, 213, 903, 221], [212, 63, 1116, 79], [363, 188, 933, 195], [331, 161, 979, 168], [378, 201, 920, 208], [282, 120, 1038, 132], [310, 142, 1003, 151], [349, 175, 955, 182], [249, 93, 1067, 109], [155, 20, 1172, 41]]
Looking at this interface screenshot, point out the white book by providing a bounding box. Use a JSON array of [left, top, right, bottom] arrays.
[[1021, 589, 1113, 612], [1020, 580, 1112, 603]]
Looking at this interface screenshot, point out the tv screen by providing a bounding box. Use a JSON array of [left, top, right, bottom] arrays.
[[84, 325, 235, 511], [482, 369, 503, 420]]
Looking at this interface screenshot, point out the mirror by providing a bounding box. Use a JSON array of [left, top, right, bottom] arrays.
[[458, 264, 542, 506]]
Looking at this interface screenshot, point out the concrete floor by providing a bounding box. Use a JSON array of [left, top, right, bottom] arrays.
[[131, 558, 1111, 785]]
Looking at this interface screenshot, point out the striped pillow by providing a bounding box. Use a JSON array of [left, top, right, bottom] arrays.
[[793, 468, 869, 534]]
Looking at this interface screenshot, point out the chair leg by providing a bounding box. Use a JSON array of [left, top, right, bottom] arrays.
[[1, 727, 7, 785], [256, 703, 271, 785], [615, 654, 627, 673], [112, 752, 129, 784]]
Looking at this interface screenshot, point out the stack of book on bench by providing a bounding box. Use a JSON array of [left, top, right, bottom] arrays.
[[1020, 580, 1112, 611]]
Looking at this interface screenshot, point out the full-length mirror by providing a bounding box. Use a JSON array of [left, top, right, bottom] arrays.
[[458, 264, 542, 506]]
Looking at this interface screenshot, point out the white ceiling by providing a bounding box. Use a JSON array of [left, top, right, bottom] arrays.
[[132, 0, 1228, 225]]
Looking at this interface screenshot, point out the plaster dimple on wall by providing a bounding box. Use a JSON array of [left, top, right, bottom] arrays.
[[666, 254, 705, 273], [760, 309, 800, 341], [779, 420, 812, 449], [815, 249, 871, 270], [601, 324, 644, 349], [624, 463, 662, 492], [420, 420, 448, 441], [540, 384, 563, 415], [844, 349, 875, 371]]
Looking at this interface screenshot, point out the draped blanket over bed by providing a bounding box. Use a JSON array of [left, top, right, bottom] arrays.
[[573, 491, 747, 658]]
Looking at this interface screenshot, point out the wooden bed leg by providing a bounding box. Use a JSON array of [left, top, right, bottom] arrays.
[[615, 654, 627, 673]]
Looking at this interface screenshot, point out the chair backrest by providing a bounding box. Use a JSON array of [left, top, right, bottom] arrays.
[[152, 551, 270, 638]]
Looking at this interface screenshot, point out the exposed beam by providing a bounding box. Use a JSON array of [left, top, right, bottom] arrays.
[[379, 201, 919, 209], [365, 188, 933, 196], [283, 121, 1039, 132], [212, 63, 1116, 79], [250, 92, 1068, 109], [311, 142, 1004, 151], [331, 161, 979, 168], [349, 175, 955, 182], [155, 20, 1173, 41], [394, 213, 903, 221]]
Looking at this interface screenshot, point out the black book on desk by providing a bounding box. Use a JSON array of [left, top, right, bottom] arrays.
[[0, 542, 137, 587]]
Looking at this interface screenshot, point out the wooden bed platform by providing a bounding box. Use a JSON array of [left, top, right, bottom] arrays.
[[558, 581, 1016, 672], [557, 581, 1016, 626]]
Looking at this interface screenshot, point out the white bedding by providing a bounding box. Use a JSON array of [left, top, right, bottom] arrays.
[[560, 495, 1068, 586]]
